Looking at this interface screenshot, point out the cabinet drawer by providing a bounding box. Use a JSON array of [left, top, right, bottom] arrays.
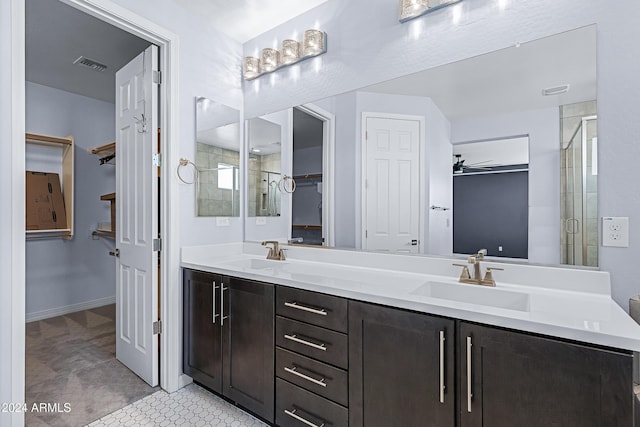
[[276, 347, 348, 407], [276, 316, 348, 369], [276, 378, 348, 427], [277, 286, 348, 333]]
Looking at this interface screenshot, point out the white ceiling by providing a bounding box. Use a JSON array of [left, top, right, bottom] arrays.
[[363, 25, 596, 122], [26, 0, 150, 103], [173, 0, 328, 43], [25, 0, 326, 103]]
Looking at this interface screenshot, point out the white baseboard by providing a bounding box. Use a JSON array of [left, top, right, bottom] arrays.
[[26, 295, 116, 323]]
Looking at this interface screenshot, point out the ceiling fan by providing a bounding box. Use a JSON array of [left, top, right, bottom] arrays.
[[452, 154, 495, 174]]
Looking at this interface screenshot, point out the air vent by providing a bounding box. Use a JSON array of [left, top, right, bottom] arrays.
[[73, 56, 108, 72]]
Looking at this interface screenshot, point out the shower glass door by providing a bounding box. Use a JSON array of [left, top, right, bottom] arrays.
[[561, 101, 598, 266]]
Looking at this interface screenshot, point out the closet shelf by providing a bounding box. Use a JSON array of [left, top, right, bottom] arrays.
[[293, 173, 322, 180], [94, 192, 116, 239], [89, 142, 116, 165], [292, 225, 322, 230], [25, 132, 74, 240]]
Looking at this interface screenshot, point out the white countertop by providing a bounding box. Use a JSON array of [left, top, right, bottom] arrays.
[[181, 243, 640, 352]]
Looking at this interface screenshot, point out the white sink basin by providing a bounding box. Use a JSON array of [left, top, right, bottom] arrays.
[[224, 258, 288, 270], [411, 281, 530, 312]]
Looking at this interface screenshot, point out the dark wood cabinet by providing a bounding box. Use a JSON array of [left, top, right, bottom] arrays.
[[183, 270, 274, 423], [223, 276, 275, 422], [458, 322, 633, 427], [349, 300, 456, 427], [186, 268, 636, 427], [182, 269, 223, 392]]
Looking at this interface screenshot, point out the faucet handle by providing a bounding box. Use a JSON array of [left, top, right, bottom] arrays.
[[482, 267, 504, 286], [452, 263, 471, 281]]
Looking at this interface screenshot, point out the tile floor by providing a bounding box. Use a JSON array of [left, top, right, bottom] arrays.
[[87, 383, 268, 427]]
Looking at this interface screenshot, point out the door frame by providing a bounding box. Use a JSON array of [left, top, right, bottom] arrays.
[[360, 112, 426, 253], [9, 0, 184, 416], [290, 104, 336, 247]]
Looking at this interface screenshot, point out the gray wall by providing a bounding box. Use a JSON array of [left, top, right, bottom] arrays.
[[451, 106, 560, 264], [25, 81, 116, 319], [454, 171, 529, 258]]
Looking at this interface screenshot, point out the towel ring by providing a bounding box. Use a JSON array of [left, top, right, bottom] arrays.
[[177, 158, 198, 184], [280, 175, 296, 193]]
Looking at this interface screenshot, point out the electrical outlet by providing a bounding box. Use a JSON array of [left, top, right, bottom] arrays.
[[216, 217, 230, 227], [602, 217, 629, 247]]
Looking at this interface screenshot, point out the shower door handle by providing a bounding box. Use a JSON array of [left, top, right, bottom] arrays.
[[565, 218, 580, 234]]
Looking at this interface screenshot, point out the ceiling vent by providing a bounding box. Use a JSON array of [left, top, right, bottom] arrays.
[[73, 56, 108, 72]]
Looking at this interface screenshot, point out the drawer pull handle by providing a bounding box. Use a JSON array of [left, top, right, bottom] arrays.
[[284, 365, 327, 387], [284, 301, 328, 316], [284, 334, 327, 351], [284, 409, 325, 427]]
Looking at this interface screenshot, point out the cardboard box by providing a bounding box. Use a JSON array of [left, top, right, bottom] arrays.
[[26, 171, 68, 230]]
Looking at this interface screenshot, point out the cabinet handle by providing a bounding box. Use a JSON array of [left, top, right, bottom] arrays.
[[284, 334, 327, 351], [220, 285, 229, 326], [439, 330, 445, 404], [284, 365, 327, 387], [212, 282, 220, 324], [466, 336, 473, 413], [284, 408, 325, 427], [284, 301, 328, 316]]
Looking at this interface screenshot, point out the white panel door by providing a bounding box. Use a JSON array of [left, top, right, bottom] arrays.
[[115, 45, 159, 386], [364, 116, 421, 253]]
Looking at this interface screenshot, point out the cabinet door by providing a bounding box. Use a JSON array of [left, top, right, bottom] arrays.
[[459, 322, 633, 427], [349, 301, 455, 427], [222, 277, 275, 423], [182, 269, 222, 393]]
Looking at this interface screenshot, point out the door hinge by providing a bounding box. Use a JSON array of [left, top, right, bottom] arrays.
[[365, 230, 368, 238], [153, 320, 162, 334], [153, 238, 162, 252], [153, 153, 161, 167], [153, 70, 162, 84]]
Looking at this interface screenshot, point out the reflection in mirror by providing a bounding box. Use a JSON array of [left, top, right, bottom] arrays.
[[243, 25, 597, 266], [453, 137, 529, 259], [247, 117, 282, 217], [560, 101, 598, 267], [196, 97, 241, 217]]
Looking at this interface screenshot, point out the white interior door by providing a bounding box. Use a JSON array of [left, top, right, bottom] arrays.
[[115, 45, 159, 386], [363, 115, 421, 253]]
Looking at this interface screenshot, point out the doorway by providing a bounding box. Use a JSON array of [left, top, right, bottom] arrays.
[[20, 0, 179, 424], [290, 104, 335, 247]]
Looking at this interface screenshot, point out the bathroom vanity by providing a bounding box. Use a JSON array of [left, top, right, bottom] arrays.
[[181, 243, 640, 426]]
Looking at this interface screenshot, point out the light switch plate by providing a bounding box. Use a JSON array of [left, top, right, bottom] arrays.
[[602, 217, 629, 247], [216, 217, 230, 227], [256, 217, 267, 225]]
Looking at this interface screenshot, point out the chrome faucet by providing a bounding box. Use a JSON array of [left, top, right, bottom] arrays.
[[262, 241, 286, 260], [453, 249, 503, 287]]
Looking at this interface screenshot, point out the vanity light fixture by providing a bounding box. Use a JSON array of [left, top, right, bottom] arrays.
[[260, 48, 280, 73], [281, 39, 300, 64], [399, 0, 462, 22], [242, 29, 327, 80], [243, 56, 261, 80]]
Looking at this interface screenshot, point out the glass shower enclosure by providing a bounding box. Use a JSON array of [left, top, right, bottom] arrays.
[[561, 101, 598, 267]]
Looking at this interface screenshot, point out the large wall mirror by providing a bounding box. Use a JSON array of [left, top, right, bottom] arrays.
[[196, 97, 241, 217], [244, 25, 597, 267]]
